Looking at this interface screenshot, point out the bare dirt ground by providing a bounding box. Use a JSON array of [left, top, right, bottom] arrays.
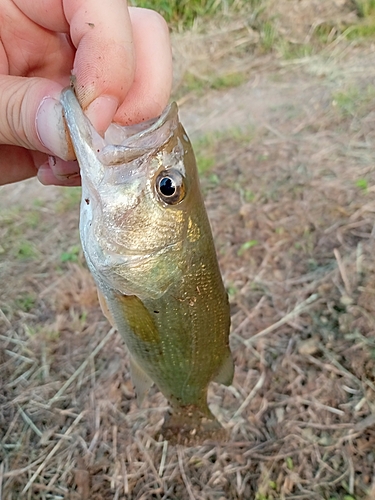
[[2, 2, 375, 499]]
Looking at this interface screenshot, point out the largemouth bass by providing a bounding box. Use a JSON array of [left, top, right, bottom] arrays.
[[60, 88, 234, 444]]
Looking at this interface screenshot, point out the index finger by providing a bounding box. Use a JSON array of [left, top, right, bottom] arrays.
[[15, 0, 135, 108], [64, 0, 135, 109]]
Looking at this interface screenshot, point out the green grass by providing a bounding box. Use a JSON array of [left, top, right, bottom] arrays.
[[286, 457, 294, 470], [55, 187, 81, 213], [132, 0, 375, 57], [195, 153, 216, 175], [344, 21, 375, 39], [129, 0, 259, 27], [132, 0, 375, 117], [354, 0, 375, 17], [260, 21, 278, 52], [15, 293, 36, 312], [315, 18, 375, 42], [210, 72, 248, 90], [280, 41, 315, 60], [174, 71, 248, 100], [15, 241, 39, 260], [193, 126, 255, 175], [237, 240, 259, 256], [332, 85, 375, 118], [60, 245, 81, 263], [314, 0, 375, 44], [0, 204, 51, 259], [356, 178, 368, 191]]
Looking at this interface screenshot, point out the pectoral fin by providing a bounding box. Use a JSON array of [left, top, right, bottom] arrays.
[[117, 294, 161, 343], [129, 356, 154, 405], [213, 352, 234, 386], [97, 290, 158, 404]]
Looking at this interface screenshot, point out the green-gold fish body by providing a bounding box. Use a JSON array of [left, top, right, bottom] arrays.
[[60, 89, 233, 444]]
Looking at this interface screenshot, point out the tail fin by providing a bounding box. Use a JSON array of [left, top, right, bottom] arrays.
[[158, 406, 228, 446]]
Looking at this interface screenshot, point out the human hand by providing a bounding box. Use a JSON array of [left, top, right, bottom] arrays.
[[0, 0, 172, 186]]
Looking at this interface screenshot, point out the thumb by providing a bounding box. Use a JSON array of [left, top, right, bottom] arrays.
[[0, 75, 74, 160]]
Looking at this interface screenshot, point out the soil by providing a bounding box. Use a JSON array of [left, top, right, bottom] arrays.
[[1, 4, 375, 499]]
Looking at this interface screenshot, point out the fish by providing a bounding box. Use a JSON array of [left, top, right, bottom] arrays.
[[60, 88, 234, 445]]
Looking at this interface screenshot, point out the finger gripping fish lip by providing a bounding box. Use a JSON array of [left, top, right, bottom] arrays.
[[61, 87, 179, 169]]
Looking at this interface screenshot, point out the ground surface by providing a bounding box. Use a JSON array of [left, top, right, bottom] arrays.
[[1, 2, 375, 499]]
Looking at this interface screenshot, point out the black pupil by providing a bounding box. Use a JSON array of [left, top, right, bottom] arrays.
[[159, 177, 176, 197]]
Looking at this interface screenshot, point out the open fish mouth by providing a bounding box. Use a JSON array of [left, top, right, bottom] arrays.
[[61, 88, 179, 174], [99, 101, 179, 166]]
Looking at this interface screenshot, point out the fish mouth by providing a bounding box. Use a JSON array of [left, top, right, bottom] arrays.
[[60, 88, 179, 183], [99, 101, 179, 166]]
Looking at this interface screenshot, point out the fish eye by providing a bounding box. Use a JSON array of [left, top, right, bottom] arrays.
[[155, 170, 185, 205]]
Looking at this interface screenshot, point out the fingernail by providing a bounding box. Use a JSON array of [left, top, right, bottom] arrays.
[[38, 160, 81, 186], [36, 97, 68, 159], [85, 95, 118, 133], [48, 156, 79, 178]]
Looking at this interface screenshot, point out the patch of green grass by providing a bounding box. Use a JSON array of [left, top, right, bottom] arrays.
[[0, 205, 51, 260], [33, 198, 44, 208], [227, 125, 255, 145], [286, 457, 294, 470], [243, 189, 255, 202], [260, 21, 278, 52], [344, 21, 375, 39], [180, 73, 208, 96], [194, 126, 254, 152], [356, 178, 368, 191], [210, 72, 247, 90], [0, 207, 21, 225], [314, 23, 341, 44], [314, 11, 375, 43], [332, 85, 375, 117], [15, 293, 36, 312], [0, 206, 41, 230], [237, 240, 259, 256], [207, 173, 220, 186], [129, 0, 259, 27], [55, 187, 81, 213], [268, 481, 277, 490], [329, 495, 351, 500], [193, 134, 218, 175], [24, 211, 41, 229], [15, 241, 38, 260], [354, 0, 375, 17], [255, 494, 272, 500], [60, 245, 81, 263], [317, 19, 375, 42], [227, 284, 238, 300], [332, 89, 357, 116], [176, 71, 248, 100], [280, 41, 315, 60], [193, 126, 254, 175], [197, 155, 216, 175]]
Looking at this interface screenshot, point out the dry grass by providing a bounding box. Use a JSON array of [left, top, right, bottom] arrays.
[[2, 2, 375, 499]]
